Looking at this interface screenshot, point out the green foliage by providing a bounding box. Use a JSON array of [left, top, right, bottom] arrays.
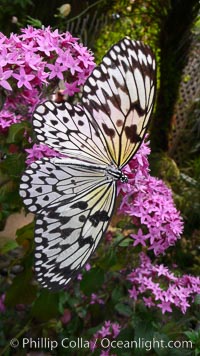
[[94, 0, 161, 61], [80, 268, 105, 296], [31, 290, 60, 322], [5, 268, 37, 306], [184, 330, 200, 356], [26, 15, 42, 28], [0, 0, 33, 34], [0, 240, 18, 254]]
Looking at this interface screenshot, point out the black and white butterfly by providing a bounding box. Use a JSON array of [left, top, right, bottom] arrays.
[[20, 38, 156, 290]]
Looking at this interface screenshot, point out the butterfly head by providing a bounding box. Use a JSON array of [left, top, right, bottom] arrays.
[[120, 172, 128, 183]]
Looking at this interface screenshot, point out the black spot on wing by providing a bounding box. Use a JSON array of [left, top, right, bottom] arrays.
[[51, 120, 58, 126], [79, 215, 86, 222], [36, 187, 43, 193], [89, 210, 110, 227], [102, 123, 115, 138], [63, 117, 69, 124], [79, 235, 93, 247], [78, 120, 84, 126], [132, 101, 146, 117], [71, 201, 88, 210], [125, 125, 141, 143], [63, 228, 74, 236]]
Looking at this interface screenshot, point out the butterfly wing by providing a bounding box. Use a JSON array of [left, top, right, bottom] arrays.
[[33, 101, 112, 165], [33, 38, 156, 168], [20, 158, 116, 290], [82, 38, 156, 168]]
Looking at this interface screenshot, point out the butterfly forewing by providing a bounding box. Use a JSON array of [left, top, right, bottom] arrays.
[[82, 38, 156, 167], [20, 37, 156, 290], [33, 38, 156, 169], [33, 101, 112, 165]]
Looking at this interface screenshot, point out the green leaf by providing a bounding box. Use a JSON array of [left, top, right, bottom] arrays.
[[58, 291, 71, 314], [113, 234, 131, 247], [16, 221, 34, 246], [14, 0, 33, 8], [0, 239, 18, 254], [0, 153, 25, 177], [31, 289, 60, 322], [111, 285, 124, 303], [80, 268, 105, 296], [184, 330, 200, 343], [194, 294, 200, 305], [153, 332, 171, 356], [26, 15, 42, 28], [5, 268, 37, 307], [115, 327, 135, 356], [98, 249, 117, 270], [115, 302, 132, 317], [7, 122, 31, 143]]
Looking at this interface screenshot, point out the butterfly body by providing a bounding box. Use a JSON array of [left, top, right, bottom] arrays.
[[53, 157, 127, 182], [20, 38, 156, 290]]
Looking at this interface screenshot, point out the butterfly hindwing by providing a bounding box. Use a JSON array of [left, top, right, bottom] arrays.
[[20, 157, 111, 213], [20, 157, 116, 289], [34, 172, 116, 289]]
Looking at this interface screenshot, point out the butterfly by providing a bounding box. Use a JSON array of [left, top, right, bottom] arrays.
[[20, 38, 156, 290]]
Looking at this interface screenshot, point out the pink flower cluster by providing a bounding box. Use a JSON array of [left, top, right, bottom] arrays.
[[0, 26, 95, 132], [128, 253, 200, 314], [118, 139, 184, 255], [90, 320, 121, 355], [90, 293, 105, 305], [25, 143, 60, 165]]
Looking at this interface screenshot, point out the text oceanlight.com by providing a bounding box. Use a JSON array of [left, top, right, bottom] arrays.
[[10, 337, 193, 351]]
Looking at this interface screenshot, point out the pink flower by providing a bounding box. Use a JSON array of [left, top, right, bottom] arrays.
[[90, 321, 121, 353], [77, 273, 82, 280], [36, 37, 56, 56], [130, 228, 149, 247], [128, 286, 138, 300], [25, 144, 60, 165], [13, 67, 35, 90], [0, 110, 20, 131], [99, 322, 112, 337], [90, 293, 104, 305], [47, 62, 66, 80], [143, 296, 155, 308], [112, 323, 121, 338], [157, 301, 172, 314], [85, 263, 91, 271], [60, 309, 71, 324], [100, 351, 112, 356], [73, 42, 95, 68], [64, 81, 80, 96], [0, 67, 13, 90]]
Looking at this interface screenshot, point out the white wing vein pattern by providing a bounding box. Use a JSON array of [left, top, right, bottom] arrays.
[[20, 37, 156, 290]]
